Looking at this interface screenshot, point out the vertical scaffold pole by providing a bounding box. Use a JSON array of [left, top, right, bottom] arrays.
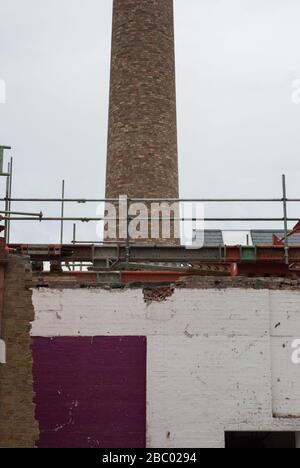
[[60, 180, 65, 244], [282, 174, 289, 265]]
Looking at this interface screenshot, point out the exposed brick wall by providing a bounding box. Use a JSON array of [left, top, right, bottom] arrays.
[[106, 0, 179, 199], [105, 0, 179, 244], [0, 256, 38, 448]]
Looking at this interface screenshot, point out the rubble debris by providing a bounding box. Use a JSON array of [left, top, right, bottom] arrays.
[[143, 285, 175, 304]]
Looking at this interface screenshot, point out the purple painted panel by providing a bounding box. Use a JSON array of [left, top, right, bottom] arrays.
[[32, 336, 146, 448]]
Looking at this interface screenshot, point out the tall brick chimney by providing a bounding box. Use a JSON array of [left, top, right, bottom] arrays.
[[105, 0, 179, 244]]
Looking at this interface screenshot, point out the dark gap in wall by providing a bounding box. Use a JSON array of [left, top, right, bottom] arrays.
[[225, 432, 296, 449]]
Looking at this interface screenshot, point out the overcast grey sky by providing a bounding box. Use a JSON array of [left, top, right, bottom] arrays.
[[1, 0, 300, 244]]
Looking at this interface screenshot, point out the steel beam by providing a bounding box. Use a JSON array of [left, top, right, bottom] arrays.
[[8, 243, 300, 266]]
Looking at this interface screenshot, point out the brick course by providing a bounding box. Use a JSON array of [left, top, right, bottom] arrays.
[[105, 0, 179, 244], [0, 256, 38, 448], [106, 0, 179, 199]]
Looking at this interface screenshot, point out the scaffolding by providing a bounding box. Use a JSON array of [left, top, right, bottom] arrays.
[[1, 147, 300, 271]]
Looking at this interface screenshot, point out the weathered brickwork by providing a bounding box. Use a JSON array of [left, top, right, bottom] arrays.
[[105, 0, 179, 243], [0, 256, 38, 448], [106, 0, 179, 199]]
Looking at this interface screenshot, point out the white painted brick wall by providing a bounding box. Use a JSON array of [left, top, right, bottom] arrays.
[[270, 291, 300, 336], [31, 288, 270, 337], [147, 335, 272, 448], [31, 287, 300, 448]]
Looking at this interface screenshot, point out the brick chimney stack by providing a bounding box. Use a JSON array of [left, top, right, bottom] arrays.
[[105, 0, 179, 243]]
